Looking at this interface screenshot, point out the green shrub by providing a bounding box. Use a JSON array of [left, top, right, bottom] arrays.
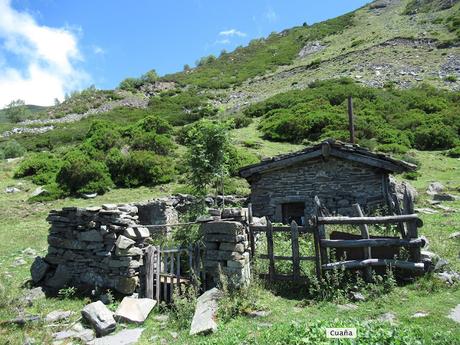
[[28, 183, 65, 202], [0, 150, 4, 160], [447, 146, 460, 158], [228, 146, 260, 176], [14, 152, 62, 185], [414, 123, 458, 150], [445, 75, 458, 82], [0, 140, 26, 159], [57, 149, 113, 195], [118, 77, 142, 92], [231, 114, 253, 129], [85, 120, 123, 152], [106, 149, 175, 187]]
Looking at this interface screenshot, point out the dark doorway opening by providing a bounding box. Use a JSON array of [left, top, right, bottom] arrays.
[[281, 202, 305, 225]]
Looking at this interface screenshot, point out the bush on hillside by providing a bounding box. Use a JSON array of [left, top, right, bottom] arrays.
[[231, 114, 253, 129], [228, 147, 260, 176], [14, 152, 62, 185], [0, 140, 26, 159], [57, 149, 114, 195], [447, 146, 460, 158], [414, 122, 458, 150], [85, 120, 123, 152], [106, 149, 175, 187]]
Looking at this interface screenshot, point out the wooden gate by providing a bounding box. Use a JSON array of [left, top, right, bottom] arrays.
[[144, 244, 205, 304], [249, 220, 317, 283]]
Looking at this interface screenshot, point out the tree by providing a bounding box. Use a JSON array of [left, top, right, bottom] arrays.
[[141, 69, 159, 84], [184, 119, 231, 196], [5, 99, 27, 123]]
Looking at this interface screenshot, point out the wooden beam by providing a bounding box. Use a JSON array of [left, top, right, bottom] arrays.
[[291, 221, 301, 281], [320, 237, 425, 248], [353, 204, 372, 282], [266, 220, 275, 282], [145, 246, 155, 299], [317, 214, 423, 227], [259, 254, 315, 261], [249, 225, 313, 233], [322, 259, 424, 271]]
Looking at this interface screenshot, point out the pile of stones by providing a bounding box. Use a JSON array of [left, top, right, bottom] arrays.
[[202, 210, 252, 288], [31, 204, 150, 294]]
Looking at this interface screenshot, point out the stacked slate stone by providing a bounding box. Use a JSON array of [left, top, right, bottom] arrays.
[[202, 210, 251, 288], [31, 204, 150, 295]]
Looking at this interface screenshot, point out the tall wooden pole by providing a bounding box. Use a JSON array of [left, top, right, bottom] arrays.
[[348, 96, 355, 144]]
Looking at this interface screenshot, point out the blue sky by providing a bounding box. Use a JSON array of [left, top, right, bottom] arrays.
[[0, 0, 369, 106]]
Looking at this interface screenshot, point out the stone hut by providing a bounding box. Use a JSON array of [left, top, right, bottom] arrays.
[[239, 140, 416, 224]]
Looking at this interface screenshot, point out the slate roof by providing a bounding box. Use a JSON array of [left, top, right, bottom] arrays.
[[239, 139, 417, 179]]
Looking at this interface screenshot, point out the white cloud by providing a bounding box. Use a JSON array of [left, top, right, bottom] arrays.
[[219, 29, 247, 37], [215, 39, 230, 45], [264, 7, 278, 23], [0, 0, 89, 107]]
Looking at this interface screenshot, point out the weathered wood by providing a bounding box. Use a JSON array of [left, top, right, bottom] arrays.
[[176, 251, 181, 295], [353, 204, 372, 282], [247, 203, 253, 224], [266, 220, 275, 282], [155, 247, 161, 304], [317, 214, 423, 227], [145, 246, 155, 299], [259, 254, 315, 261], [163, 252, 168, 302], [169, 251, 175, 303], [391, 192, 406, 237], [249, 225, 313, 233], [309, 207, 322, 280], [320, 237, 425, 248], [322, 259, 424, 271], [348, 96, 355, 144], [290, 221, 301, 280], [403, 187, 421, 263]]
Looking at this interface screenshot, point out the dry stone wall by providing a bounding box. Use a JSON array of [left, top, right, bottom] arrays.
[[32, 204, 149, 294]]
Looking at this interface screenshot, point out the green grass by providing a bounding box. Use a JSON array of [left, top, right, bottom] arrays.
[[0, 149, 459, 344]]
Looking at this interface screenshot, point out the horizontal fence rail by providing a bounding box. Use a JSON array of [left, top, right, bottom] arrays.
[[320, 238, 425, 248], [317, 214, 423, 227], [322, 259, 425, 271]]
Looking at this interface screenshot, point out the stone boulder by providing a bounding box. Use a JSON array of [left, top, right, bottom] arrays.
[[433, 193, 459, 201], [427, 182, 445, 195], [190, 288, 223, 336], [81, 301, 116, 336], [88, 328, 144, 345], [114, 297, 156, 324], [30, 256, 49, 283], [45, 264, 71, 289]]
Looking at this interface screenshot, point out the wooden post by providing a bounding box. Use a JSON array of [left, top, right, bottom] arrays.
[[353, 204, 373, 282], [348, 96, 355, 144], [310, 211, 322, 280], [266, 220, 275, 282], [176, 251, 181, 295], [169, 251, 175, 303], [314, 196, 329, 270], [403, 187, 420, 263], [145, 246, 155, 299], [291, 221, 301, 281], [248, 203, 253, 224], [155, 247, 161, 304]]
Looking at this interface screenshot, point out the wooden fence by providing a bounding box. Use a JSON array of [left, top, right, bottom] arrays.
[[313, 195, 426, 280], [144, 244, 205, 304]]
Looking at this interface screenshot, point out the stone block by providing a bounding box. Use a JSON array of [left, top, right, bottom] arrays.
[[190, 288, 223, 335], [81, 301, 116, 336], [204, 242, 219, 250], [115, 235, 135, 250], [115, 246, 143, 257], [202, 221, 244, 236], [115, 276, 139, 294], [30, 256, 49, 283], [205, 250, 243, 261], [219, 242, 245, 253], [114, 297, 156, 324]]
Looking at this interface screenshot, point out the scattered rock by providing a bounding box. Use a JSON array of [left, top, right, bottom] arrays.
[[30, 186, 49, 198], [433, 193, 459, 201], [13, 258, 26, 266], [448, 304, 460, 324], [378, 312, 397, 324], [5, 187, 21, 193], [434, 258, 449, 272], [298, 41, 326, 58], [82, 193, 98, 199], [170, 331, 178, 339], [427, 182, 445, 195], [87, 328, 144, 345], [247, 310, 271, 318], [337, 304, 358, 311], [190, 288, 223, 336], [449, 232, 460, 239], [369, 0, 389, 9], [154, 314, 169, 323], [81, 301, 116, 337], [412, 311, 429, 318], [22, 287, 46, 305], [437, 271, 460, 285], [53, 322, 95, 343], [22, 248, 37, 256], [350, 292, 366, 302], [114, 297, 156, 324], [23, 337, 35, 345], [30, 256, 50, 283], [45, 310, 73, 323]]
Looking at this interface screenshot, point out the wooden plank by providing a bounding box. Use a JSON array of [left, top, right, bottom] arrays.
[[176, 251, 181, 295], [322, 259, 424, 271], [310, 208, 322, 280], [391, 192, 406, 237], [266, 220, 275, 282], [320, 238, 425, 248], [318, 223, 328, 267], [317, 214, 423, 227], [145, 246, 155, 299], [259, 254, 316, 261], [259, 273, 309, 283], [155, 247, 161, 304], [169, 251, 175, 303], [249, 225, 313, 233], [403, 188, 421, 263], [163, 252, 168, 303], [291, 221, 301, 281], [353, 204, 372, 282]]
